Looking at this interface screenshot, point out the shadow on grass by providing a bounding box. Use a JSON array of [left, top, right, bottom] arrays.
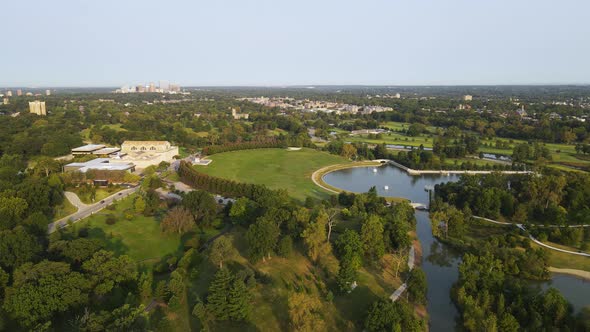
[[87, 226, 129, 257], [333, 285, 379, 329]]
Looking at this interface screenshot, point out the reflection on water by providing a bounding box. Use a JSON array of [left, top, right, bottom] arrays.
[[427, 241, 458, 268], [539, 274, 590, 312], [416, 211, 461, 331], [323, 165, 460, 204], [323, 164, 590, 328]]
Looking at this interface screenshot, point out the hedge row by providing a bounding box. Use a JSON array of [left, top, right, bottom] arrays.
[[202, 138, 288, 155], [178, 161, 274, 200]]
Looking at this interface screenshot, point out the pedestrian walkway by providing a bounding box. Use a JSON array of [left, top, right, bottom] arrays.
[[472, 216, 590, 257], [390, 245, 417, 302]]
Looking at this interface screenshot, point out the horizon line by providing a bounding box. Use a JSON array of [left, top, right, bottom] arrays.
[[2, 83, 590, 89]]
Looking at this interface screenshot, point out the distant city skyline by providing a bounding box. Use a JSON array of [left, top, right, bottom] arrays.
[[1, 0, 589, 87]]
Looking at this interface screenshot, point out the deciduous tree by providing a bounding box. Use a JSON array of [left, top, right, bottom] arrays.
[[161, 206, 194, 234]]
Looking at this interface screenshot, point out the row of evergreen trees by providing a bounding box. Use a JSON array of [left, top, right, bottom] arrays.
[[178, 161, 275, 200], [202, 138, 288, 155]]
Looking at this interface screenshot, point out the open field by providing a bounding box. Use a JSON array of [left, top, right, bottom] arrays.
[[196, 148, 351, 201], [74, 194, 183, 263]]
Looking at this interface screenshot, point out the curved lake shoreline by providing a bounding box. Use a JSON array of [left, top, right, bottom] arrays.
[[321, 163, 590, 330]]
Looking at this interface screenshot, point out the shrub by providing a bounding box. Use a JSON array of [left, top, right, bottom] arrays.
[[105, 214, 117, 225], [78, 227, 89, 238]]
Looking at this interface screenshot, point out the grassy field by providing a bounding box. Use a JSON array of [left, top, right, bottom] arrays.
[[531, 242, 590, 272], [342, 121, 590, 172], [196, 148, 351, 201], [75, 194, 183, 263], [70, 186, 123, 204]]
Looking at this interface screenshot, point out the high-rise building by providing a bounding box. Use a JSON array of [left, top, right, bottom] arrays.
[[136, 85, 145, 93], [2, 98, 8, 105], [169, 84, 181, 93], [16, 89, 22, 96], [149, 82, 156, 93], [6, 91, 12, 97], [29, 101, 47, 115], [159, 80, 170, 92], [45, 89, 51, 96]]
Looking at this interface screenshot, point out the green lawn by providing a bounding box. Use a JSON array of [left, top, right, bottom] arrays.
[[347, 132, 433, 148], [343, 124, 590, 172], [70, 186, 123, 204], [75, 194, 183, 263], [530, 242, 590, 272], [196, 148, 350, 201]]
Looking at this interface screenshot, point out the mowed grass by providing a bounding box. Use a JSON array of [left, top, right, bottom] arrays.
[[530, 242, 590, 272], [76, 194, 182, 263], [197, 148, 350, 201], [70, 186, 124, 204]]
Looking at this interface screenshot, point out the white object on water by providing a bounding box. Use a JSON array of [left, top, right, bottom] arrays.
[[373, 168, 377, 173], [384, 185, 389, 190]]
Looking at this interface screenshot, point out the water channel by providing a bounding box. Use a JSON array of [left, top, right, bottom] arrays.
[[322, 164, 590, 330]]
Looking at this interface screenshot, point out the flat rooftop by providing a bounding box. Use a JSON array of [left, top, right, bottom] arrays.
[[92, 147, 121, 155], [71, 144, 106, 152], [65, 158, 134, 172]]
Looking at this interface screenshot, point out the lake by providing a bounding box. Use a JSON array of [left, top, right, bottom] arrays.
[[323, 164, 590, 330]]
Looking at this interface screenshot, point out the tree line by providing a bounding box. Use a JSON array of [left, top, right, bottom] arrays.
[[202, 137, 288, 155]]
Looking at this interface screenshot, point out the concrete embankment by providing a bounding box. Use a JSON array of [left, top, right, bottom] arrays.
[[384, 159, 531, 176]]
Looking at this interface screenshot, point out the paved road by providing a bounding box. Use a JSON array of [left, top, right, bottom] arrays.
[[48, 186, 139, 233], [64, 191, 89, 209]]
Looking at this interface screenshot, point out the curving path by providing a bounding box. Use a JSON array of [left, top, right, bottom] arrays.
[[64, 191, 89, 210], [390, 245, 417, 302], [311, 162, 382, 195], [472, 216, 590, 257], [48, 186, 139, 233]]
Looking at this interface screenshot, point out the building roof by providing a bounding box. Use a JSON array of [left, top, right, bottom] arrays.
[[65, 158, 134, 172], [72, 144, 106, 152], [92, 147, 121, 155], [122, 141, 171, 146]]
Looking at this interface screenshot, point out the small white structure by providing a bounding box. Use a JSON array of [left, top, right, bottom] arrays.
[[192, 156, 212, 166]]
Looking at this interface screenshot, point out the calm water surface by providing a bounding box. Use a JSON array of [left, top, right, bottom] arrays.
[[323, 164, 590, 330]]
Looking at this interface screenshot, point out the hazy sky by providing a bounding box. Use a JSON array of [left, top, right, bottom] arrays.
[[2, 0, 589, 87]]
